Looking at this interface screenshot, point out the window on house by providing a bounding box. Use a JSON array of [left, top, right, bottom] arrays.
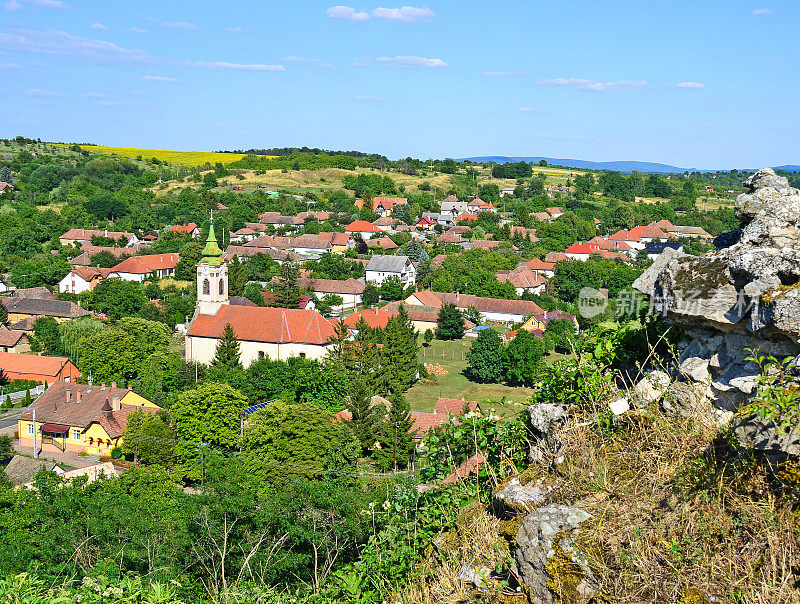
[[258, 351, 265, 359], [203, 279, 210, 295], [219, 279, 225, 295], [299, 352, 306, 358], [72, 429, 81, 441], [27, 424, 34, 435]]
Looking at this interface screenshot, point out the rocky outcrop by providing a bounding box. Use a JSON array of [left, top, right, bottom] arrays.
[[512, 505, 598, 604], [632, 169, 800, 454]]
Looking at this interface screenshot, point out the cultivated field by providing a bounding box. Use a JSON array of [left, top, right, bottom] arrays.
[[54, 144, 266, 166]]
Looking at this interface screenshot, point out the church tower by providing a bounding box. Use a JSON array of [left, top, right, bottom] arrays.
[[196, 215, 228, 316]]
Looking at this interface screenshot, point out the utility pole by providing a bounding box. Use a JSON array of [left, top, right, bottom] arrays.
[[32, 408, 37, 458], [392, 421, 399, 473]]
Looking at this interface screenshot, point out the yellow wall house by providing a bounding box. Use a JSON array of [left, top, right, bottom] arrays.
[[17, 382, 160, 456]]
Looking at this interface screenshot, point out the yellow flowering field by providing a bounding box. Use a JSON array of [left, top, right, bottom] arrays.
[[56, 144, 272, 166]]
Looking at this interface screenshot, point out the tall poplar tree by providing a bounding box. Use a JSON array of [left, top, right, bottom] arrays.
[[382, 306, 419, 392]]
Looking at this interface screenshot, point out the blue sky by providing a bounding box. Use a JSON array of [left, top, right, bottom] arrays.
[[0, 1, 797, 168]]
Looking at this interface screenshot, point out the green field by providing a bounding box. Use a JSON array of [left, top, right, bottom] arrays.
[[408, 338, 538, 417]]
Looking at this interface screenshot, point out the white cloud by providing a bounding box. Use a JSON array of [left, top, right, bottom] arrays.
[[376, 55, 447, 68], [190, 61, 285, 71], [221, 26, 245, 32], [677, 81, 705, 89], [0, 62, 21, 68], [281, 55, 333, 67], [541, 77, 647, 91], [90, 23, 108, 30], [0, 29, 155, 63], [327, 6, 370, 21], [127, 27, 148, 34], [357, 95, 386, 101], [5, 0, 63, 11], [25, 88, 63, 96], [0, 28, 287, 74], [141, 74, 180, 82], [753, 8, 771, 15], [372, 6, 435, 22], [162, 21, 198, 30], [485, 70, 532, 77]]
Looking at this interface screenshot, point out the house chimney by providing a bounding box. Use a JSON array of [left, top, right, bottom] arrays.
[[67, 390, 72, 402], [111, 381, 116, 389], [101, 383, 106, 391], [111, 396, 120, 412], [76, 391, 82, 403]]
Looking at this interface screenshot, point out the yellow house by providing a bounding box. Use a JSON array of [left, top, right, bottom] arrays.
[[17, 382, 160, 456], [520, 310, 579, 333]]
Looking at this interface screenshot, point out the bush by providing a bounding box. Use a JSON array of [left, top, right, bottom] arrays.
[[110, 446, 124, 460]]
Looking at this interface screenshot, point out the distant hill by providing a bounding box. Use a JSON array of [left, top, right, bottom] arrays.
[[460, 156, 694, 174], [461, 157, 800, 174]]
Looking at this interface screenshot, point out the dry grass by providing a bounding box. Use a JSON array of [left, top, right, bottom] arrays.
[[553, 407, 800, 602], [53, 144, 268, 166], [400, 503, 518, 604]]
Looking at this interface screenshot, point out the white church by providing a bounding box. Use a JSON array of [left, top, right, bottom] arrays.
[[185, 219, 337, 367]]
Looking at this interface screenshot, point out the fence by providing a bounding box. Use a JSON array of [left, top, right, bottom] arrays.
[[421, 347, 466, 362], [0, 384, 45, 406]]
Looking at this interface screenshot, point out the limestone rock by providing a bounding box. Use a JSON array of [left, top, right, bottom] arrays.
[[608, 397, 630, 416], [513, 505, 598, 604], [457, 564, 494, 590], [734, 414, 800, 460], [681, 356, 711, 382], [494, 477, 554, 515], [632, 370, 671, 406], [528, 403, 570, 436]]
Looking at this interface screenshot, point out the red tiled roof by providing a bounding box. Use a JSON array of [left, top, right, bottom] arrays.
[[628, 226, 667, 239], [168, 223, 198, 234], [434, 397, 478, 415], [523, 258, 556, 272], [111, 253, 180, 274], [545, 252, 568, 263], [608, 230, 641, 242], [531, 212, 552, 221], [343, 307, 390, 329], [417, 216, 437, 226], [315, 232, 351, 246], [187, 304, 335, 345], [410, 411, 450, 436], [565, 242, 601, 255], [408, 290, 444, 307], [457, 212, 478, 221], [367, 237, 399, 250], [0, 352, 76, 377], [0, 327, 26, 348], [356, 196, 408, 211], [60, 229, 134, 242], [497, 267, 547, 289], [443, 453, 486, 484], [345, 220, 381, 233], [70, 266, 113, 281]]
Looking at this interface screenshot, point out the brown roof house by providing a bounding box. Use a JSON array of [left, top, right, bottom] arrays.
[[110, 253, 180, 282], [58, 266, 113, 295], [1, 297, 90, 323], [17, 382, 160, 456]]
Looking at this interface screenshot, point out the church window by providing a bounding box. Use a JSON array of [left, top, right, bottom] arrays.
[[203, 279, 210, 295], [219, 279, 225, 295]]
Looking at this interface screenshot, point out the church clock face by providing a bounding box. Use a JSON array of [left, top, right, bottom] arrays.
[[202, 266, 209, 275]]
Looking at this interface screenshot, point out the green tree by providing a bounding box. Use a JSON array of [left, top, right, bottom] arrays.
[[291, 358, 349, 411], [382, 306, 419, 391], [348, 373, 380, 455], [174, 241, 203, 281], [89, 250, 121, 268], [271, 262, 300, 308], [89, 278, 148, 320], [33, 317, 62, 355], [211, 323, 242, 371], [466, 328, 505, 383], [374, 388, 414, 470], [172, 382, 246, 448], [423, 329, 434, 346], [227, 255, 248, 296], [240, 400, 358, 481], [77, 318, 173, 384], [362, 283, 380, 306], [202, 172, 218, 188], [504, 330, 546, 386], [122, 409, 176, 464], [244, 281, 266, 306], [436, 303, 465, 340], [379, 275, 404, 301], [0, 302, 6, 324]]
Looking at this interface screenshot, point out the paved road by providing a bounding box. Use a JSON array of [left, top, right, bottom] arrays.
[[0, 410, 23, 430]]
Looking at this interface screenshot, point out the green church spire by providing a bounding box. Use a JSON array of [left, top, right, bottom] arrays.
[[201, 212, 223, 266]]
